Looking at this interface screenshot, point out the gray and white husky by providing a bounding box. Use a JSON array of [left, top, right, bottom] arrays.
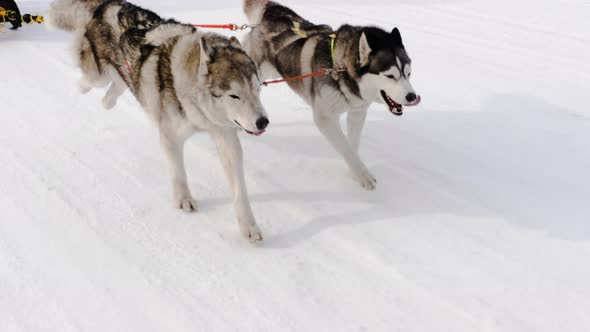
[[243, 0, 421, 190], [47, 0, 269, 242]]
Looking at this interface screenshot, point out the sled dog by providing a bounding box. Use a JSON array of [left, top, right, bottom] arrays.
[[47, 0, 269, 241], [243, 0, 420, 190]]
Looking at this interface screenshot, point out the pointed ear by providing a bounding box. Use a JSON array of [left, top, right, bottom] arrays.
[[229, 36, 242, 49], [200, 37, 216, 62], [391, 27, 403, 46], [359, 32, 372, 67]]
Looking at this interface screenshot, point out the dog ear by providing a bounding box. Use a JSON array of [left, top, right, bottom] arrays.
[[359, 32, 372, 67], [391, 27, 403, 46], [229, 36, 242, 49], [200, 37, 216, 62]]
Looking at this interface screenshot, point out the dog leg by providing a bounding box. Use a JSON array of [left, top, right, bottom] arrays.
[[313, 111, 377, 190], [78, 73, 110, 95], [159, 129, 197, 212], [102, 75, 127, 110], [210, 128, 263, 242], [347, 107, 368, 154], [76, 33, 103, 94]]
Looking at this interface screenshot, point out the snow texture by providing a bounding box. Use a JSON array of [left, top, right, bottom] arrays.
[[1, 0, 589, 331]]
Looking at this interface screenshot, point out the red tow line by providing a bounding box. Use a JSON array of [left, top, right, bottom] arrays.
[[192, 23, 252, 31], [262, 68, 346, 86]]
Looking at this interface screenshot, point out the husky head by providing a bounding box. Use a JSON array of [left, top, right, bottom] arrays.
[[357, 28, 420, 116], [200, 36, 269, 135]]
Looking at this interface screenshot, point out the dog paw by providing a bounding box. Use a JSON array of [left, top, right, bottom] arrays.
[[355, 170, 377, 191], [79, 80, 92, 94], [79, 85, 91, 95], [239, 222, 263, 243], [102, 96, 117, 110], [175, 196, 198, 212]]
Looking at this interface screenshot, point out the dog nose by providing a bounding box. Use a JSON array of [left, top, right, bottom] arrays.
[[406, 92, 417, 103], [256, 116, 269, 131]]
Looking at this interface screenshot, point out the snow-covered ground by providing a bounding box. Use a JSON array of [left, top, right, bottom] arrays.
[[1, 0, 589, 331]]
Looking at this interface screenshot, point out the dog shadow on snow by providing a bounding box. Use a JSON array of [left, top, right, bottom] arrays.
[[257, 191, 439, 249], [214, 93, 589, 247], [201, 188, 421, 248], [209, 94, 589, 246]]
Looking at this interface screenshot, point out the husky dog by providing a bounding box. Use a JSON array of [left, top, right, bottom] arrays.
[[47, 0, 270, 242], [243, 0, 421, 190]]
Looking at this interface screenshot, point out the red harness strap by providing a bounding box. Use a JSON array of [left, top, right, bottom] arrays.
[[192, 24, 251, 31], [262, 68, 346, 86]]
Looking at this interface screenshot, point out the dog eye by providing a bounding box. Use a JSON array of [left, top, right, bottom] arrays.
[[229, 95, 241, 100], [386, 75, 396, 79]]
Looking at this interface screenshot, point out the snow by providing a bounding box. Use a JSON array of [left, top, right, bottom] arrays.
[[1, 0, 590, 331]]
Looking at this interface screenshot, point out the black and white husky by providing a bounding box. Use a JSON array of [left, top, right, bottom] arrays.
[[47, 0, 269, 242], [243, 0, 420, 190]]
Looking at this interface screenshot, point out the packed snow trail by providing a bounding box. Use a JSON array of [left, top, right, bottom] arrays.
[[1, 1, 589, 331]]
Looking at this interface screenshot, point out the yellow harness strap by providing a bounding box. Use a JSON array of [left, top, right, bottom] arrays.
[[0, 7, 7, 31], [291, 22, 342, 80], [329, 33, 337, 68], [291, 21, 308, 38]]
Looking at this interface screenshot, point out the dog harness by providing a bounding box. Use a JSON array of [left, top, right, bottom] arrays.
[[261, 22, 345, 86]]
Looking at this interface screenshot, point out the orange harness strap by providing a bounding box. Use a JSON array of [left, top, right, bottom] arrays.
[[262, 68, 345, 86]]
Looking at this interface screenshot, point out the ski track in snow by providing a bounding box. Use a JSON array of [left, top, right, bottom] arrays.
[[1, 0, 589, 331]]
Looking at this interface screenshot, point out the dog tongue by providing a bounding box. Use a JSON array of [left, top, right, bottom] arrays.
[[250, 130, 266, 136], [390, 107, 403, 116], [406, 95, 422, 107]]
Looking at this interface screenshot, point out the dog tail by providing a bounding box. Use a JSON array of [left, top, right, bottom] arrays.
[[244, 0, 269, 24], [45, 0, 96, 31], [145, 22, 194, 47]]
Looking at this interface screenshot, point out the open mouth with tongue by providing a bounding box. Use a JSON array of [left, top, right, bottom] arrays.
[[234, 121, 266, 136], [380, 90, 421, 116]]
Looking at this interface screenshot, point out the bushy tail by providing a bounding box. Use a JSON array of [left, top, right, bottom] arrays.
[[244, 0, 268, 24], [45, 0, 94, 31]]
